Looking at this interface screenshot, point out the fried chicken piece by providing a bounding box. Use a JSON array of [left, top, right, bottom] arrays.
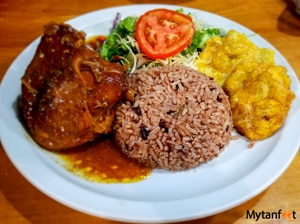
[[20, 22, 127, 151]]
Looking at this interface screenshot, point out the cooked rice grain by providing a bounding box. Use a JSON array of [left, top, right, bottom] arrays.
[[114, 66, 233, 171]]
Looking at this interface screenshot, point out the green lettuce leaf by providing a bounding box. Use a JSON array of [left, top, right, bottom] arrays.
[[101, 16, 137, 61], [182, 28, 220, 56]]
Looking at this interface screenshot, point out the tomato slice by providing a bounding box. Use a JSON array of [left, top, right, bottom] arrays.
[[135, 8, 195, 59]]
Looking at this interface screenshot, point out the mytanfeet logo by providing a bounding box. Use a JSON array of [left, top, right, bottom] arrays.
[[246, 209, 297, 222]]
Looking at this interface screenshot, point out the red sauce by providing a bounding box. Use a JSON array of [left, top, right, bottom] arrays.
[[86, 35, 106, 51], [58, 135, 152, 183]]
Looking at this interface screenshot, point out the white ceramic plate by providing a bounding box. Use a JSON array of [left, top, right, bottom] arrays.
[[1, 4, 300, 223]]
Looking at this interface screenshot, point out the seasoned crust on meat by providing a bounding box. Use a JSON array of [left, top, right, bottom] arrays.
[[20, 22, 127, 151]]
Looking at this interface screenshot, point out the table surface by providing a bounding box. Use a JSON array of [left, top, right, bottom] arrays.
[[1, 0, 300, 223]]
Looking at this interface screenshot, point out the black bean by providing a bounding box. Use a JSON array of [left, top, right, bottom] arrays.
[[209, 86, 217, 91], [140, 125, 149, 140], [132, 106, 142, 116], [167, 110, 175, 115], [225, 125, 229, 132], [217, 94, 223, 102], [159, 120, 169, 133]]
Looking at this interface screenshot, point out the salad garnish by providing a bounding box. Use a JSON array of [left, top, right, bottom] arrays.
[[100, 8, 222, 73]]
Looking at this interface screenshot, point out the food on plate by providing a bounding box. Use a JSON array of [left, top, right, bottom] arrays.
[[195, 30, 295, 140], [195, 30, 275, 86], [224, 64, 295, 140], [100, 9, 220, 73], [135, 8, 195, 59], [59, 136, 152, 183], [20, 22, 128, 151], [18, 7, 296, 177], [114, 66, 233, 171]]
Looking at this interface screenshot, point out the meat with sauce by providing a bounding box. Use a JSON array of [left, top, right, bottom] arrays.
[[20, 22, 127, 151]]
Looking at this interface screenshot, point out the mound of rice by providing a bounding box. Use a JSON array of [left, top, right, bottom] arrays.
[[114, 66, 233, 171]]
